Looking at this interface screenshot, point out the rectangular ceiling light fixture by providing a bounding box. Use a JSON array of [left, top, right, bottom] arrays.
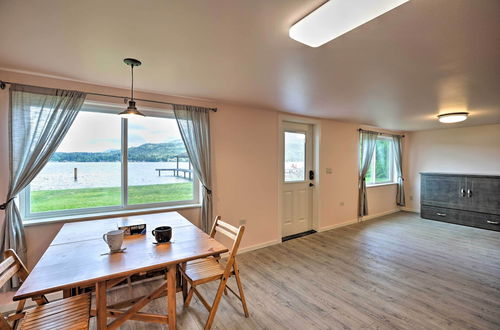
[[289, 0, 410, 47]]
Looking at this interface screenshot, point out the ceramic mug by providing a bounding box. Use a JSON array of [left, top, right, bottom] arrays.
[[152, 226, 172, 243], [103, 230, 124, 252]]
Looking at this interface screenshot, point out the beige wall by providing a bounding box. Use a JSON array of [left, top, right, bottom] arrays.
[[317, 121, 401, 230], [405, 124, 500, 211], [0, 70, 401, 269]]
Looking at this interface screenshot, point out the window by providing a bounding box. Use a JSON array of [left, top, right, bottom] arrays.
[[284, 131, 306, 182], [23, 102, 199, 220], [364, 136, 395, 185], [127, 116, 194, 205]]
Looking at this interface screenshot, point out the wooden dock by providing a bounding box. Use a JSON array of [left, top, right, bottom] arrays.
[[156, 153, 193, 180], [155, 168, 193, 180]]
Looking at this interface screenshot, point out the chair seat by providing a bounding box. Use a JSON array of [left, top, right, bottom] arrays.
[[19, 293, 91, 330], [185, 258, 227, 284]]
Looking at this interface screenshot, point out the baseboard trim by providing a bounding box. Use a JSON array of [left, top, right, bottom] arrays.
[[317, 208, 402, 233], [400, 207, 419, 213], [238, 212, 402, 251], [317, 219, 358, 232], [361, 208, 401, 221], [239, 239, 281, 254]]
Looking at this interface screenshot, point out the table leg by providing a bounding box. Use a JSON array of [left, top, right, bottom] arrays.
[[167, 265, 177, 330], [96, 281, 108, 330], [181, 262, 188, 303]]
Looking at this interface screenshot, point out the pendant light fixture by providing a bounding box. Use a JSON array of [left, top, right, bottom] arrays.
[[119, 58, 145, 118]]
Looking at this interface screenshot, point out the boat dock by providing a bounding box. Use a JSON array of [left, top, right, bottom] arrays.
[[155, 153, 193, 180], [155, 168, 192, 180]]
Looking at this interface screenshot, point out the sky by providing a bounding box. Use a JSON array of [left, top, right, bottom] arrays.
[[57, 111, 182, 152]]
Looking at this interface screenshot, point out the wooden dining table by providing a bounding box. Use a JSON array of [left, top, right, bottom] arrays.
[[14, 212, 228, 329]]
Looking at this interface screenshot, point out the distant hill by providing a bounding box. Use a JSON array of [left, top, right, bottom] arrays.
[[51, 140, 188, 162]]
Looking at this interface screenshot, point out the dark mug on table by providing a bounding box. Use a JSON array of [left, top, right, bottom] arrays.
[[152, 226, 172, 243]]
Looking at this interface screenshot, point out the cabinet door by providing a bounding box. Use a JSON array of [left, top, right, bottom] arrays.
[[466, 177, 500, 215], [421, 175, 467, 209]]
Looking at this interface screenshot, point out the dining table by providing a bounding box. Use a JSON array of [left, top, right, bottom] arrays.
[[13, 211, 229, 329]]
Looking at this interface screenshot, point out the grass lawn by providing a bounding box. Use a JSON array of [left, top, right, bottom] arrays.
[[31, 182, 193, 212]]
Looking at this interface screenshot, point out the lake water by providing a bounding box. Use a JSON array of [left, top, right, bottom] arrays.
[[31, 162, 192, 191]]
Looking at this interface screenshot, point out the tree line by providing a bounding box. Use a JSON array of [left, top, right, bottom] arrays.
[[50, 141, 189, 162]]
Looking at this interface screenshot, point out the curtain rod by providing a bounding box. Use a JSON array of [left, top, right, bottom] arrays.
[[358, 128, 405, 138], [0, 80, 217, 112]]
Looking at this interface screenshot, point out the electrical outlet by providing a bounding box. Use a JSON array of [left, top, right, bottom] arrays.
[[326, 168, 333, 174], [239, 219, 247, 225]]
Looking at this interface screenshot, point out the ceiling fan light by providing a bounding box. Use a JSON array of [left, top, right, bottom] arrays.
[[437, 112, 469, 123]]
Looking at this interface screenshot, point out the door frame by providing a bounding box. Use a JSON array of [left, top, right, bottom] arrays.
[[278, 114, 321, 239]]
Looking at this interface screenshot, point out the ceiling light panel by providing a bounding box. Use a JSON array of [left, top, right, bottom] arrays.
[[289, 0, 410, 47], [438, 112, 469, 123]]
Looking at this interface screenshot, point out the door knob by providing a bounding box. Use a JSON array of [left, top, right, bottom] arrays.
[[467, 189, 472, 198], [309, 183, 314, 187]]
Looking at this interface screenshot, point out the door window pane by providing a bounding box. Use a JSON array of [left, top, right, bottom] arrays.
[[30, 112, 122, 212], [127, 116, 194, 205], [284, 132, 306, 182]]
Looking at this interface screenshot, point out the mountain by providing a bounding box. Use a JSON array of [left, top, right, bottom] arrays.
[[50, 140, 188, 162]]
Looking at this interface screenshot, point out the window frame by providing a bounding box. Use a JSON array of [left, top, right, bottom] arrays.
[[365, 135, 396, 187], [21, 101, 200, 222]]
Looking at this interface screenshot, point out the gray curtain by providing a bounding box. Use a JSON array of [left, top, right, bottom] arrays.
[[392, 135, 405, 206], [173, 105, 213, 233], [1, 84, 86, 286], [358, 130, 378, 218]]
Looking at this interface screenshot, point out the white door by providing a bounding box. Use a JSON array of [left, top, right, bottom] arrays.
[[281, 122, 314, 237]]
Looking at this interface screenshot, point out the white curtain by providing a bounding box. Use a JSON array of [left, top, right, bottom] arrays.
[[392, 135, 405, 206], [173, 105, 213, 233], [358, 130, 379, 218], [1, 84, 85, 289]]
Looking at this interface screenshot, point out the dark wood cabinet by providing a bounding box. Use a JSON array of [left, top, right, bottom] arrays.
[[421, 173, 500, 231], [421, 175, 466, 209], [466, 176, 500, 214]]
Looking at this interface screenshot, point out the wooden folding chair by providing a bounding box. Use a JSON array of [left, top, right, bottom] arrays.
[[180, 216, 249, 329], [0, 249, 90, 330]]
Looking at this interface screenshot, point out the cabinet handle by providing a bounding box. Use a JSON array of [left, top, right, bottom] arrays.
[[436, 213, 447, 217], [486, 220, 499, 225], [467, 189, 472, 198], [460, 188, 466, 197]]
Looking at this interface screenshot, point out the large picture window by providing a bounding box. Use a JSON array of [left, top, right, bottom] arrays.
[[365, 136, 395, 185], [22, 102, 199, 220]]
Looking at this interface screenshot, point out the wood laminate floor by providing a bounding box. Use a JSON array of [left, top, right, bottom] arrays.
[[91, 212, 500, 329]]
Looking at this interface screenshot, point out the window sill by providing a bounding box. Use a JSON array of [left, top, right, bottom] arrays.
[[22, 204, 202, 227], [367, 182, 398, 188]]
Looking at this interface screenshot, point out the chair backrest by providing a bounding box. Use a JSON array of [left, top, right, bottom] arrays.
[[209, 216, 245, 263], [0, 249, 30, 330], [0, 250, 29, 288]]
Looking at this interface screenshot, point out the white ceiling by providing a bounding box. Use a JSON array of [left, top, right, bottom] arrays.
[[0, 0, 499, 131]]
